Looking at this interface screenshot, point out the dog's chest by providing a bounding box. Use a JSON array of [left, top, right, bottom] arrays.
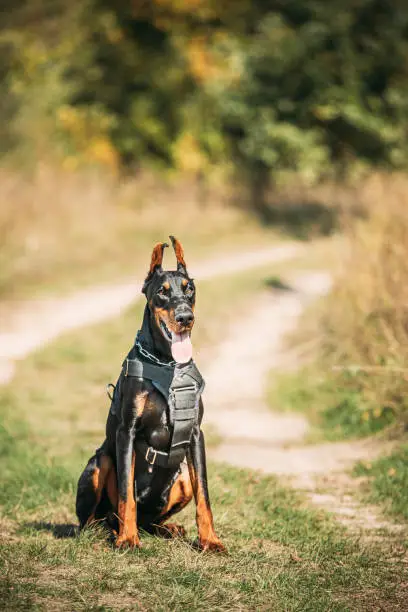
[[138, 389, 171, 451]]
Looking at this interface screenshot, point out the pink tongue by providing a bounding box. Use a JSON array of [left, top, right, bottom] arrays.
[[171, 332, 193, 363]]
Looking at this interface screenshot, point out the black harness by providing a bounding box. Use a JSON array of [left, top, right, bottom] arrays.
[[110, 337, 204, 471]]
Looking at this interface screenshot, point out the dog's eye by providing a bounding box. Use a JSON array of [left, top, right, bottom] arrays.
[[157, 286, 167, 296], [184, 282, 194, 297]]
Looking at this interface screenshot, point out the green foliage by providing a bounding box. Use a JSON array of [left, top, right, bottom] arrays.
[[2, 0, 408, 180], [268, 368, 396, 442], [219, 2, 408, 185], [354, 445, 408, 520], [320, 384, 396, 439]]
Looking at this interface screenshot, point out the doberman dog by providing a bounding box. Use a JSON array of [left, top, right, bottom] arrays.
[[76, 237, 226, 552]]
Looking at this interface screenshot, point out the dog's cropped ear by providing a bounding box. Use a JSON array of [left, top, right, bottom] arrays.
[[142, 242, 168, 294], [169, 235, 188, 275]]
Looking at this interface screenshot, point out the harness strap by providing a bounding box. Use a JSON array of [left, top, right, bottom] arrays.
[[118, 352, 204, 471], [122, 358, 174, 399], [137, 439, 187, 469]]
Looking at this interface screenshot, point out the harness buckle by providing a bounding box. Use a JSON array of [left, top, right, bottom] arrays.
[[145, 447, 157, 466]]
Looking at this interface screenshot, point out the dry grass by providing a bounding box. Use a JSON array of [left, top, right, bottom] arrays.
[[0, 164, 277, 300], [267, 172, 408, 440], [322, 173, 408, 425]]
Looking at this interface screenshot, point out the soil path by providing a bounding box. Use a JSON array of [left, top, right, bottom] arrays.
[[203, 272, 404, 537], [0, 243, 302, 384]]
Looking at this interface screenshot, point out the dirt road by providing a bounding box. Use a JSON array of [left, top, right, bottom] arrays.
[[0, 243, 303, 384]]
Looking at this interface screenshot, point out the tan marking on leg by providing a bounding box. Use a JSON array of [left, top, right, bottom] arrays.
[[195, 482, 217, 543], [116, 451, 140, 548], [188, 463, 226, 553], [161, 465, 193, 517], [155, 466, 192, 538], [85, 455, 112, 526], [91, 467, 100, 494]]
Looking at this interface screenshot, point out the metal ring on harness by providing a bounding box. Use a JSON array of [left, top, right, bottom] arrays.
[[106, 383, 116, 401]]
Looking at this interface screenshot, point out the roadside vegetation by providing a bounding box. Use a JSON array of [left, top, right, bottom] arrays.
[[267, 173, 408, 517], [354, 445, 408, 522], [0, 158, 351, 304]]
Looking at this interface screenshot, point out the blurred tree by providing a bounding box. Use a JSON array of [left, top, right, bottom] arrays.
[[1, 0, 408, 189], [217, 0, 408, 210]]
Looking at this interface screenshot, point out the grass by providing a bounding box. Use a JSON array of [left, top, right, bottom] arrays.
[[265, 236, 388, 443], [1, 409, 407, 611], [354, 445, 408, 521], [263, 174, 408, 532], [266, 173, 408, 441], [267, 368, 397, 443], [1, 243, 407, 610]]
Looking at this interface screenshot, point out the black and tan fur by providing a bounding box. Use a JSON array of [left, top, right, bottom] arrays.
[[76, 237, 225, 552]]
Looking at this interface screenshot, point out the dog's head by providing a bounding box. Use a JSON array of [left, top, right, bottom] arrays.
[[142, 236, 195, 361]]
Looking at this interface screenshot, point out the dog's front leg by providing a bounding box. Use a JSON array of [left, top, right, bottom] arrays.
[[187, 425, 226, 553], [115, 398, 141, 549]]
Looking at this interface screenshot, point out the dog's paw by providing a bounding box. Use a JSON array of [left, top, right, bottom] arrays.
[[155, 523, 186, 539], [115, 533, 142, 549], [198, 537, 227, 554]]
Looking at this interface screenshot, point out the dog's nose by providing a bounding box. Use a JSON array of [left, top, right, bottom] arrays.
[[175, 311, 194, 327]]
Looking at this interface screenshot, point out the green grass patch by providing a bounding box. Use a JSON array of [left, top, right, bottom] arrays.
[[354, 445, 408, 521], [0, 415, 73, 515], [268, 367, 397, 443], [1, 418, 406, 611]]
